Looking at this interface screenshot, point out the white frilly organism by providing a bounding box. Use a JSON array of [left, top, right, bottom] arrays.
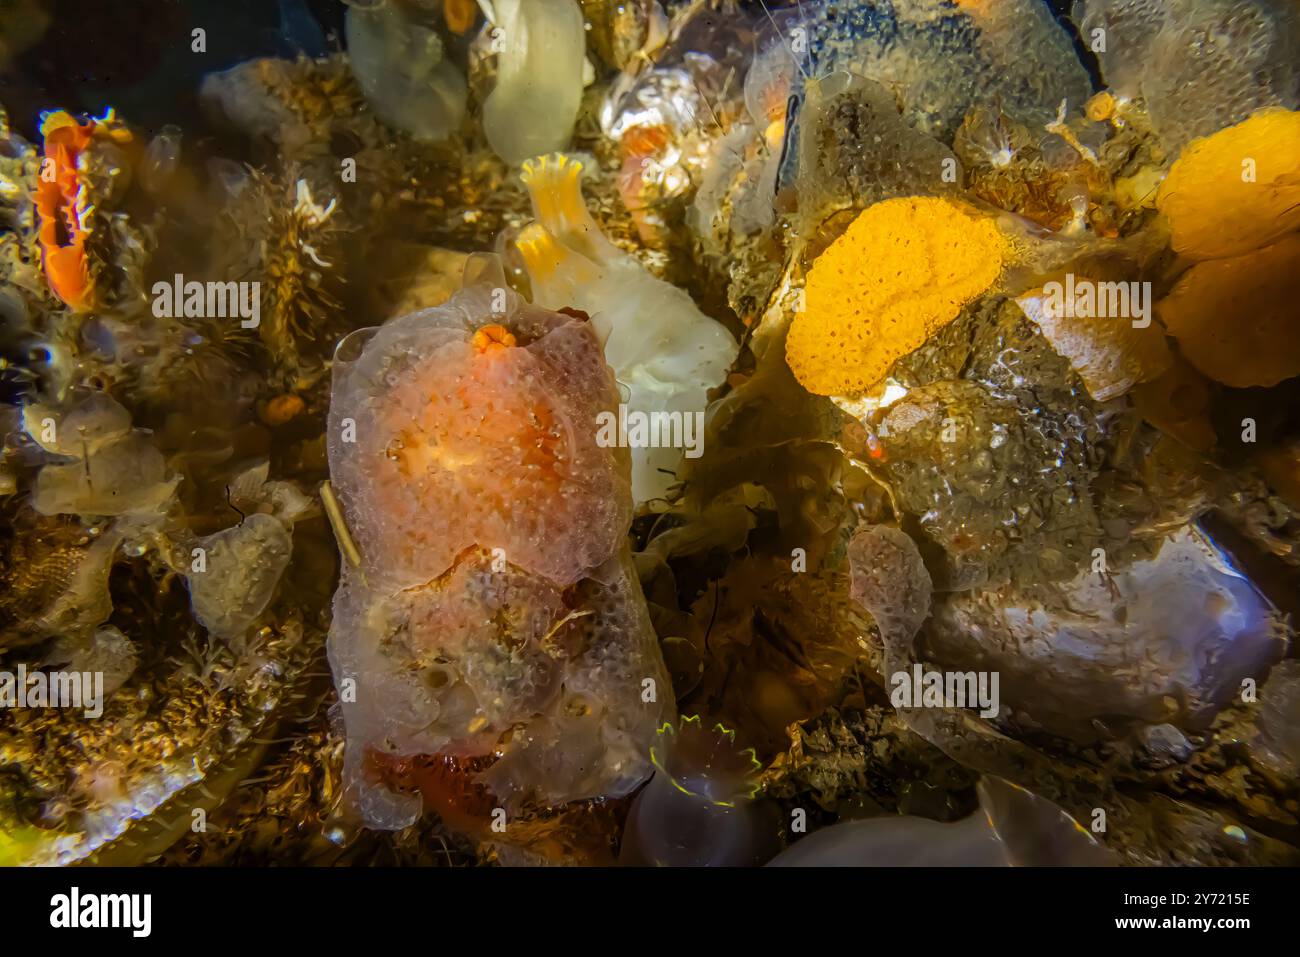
[[481, 0, 586, 165], [516, 153, 739, 507]]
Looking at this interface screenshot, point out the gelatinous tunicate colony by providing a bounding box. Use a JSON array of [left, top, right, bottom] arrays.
[[326, 258, 674, 829], [771, 0, 1092, 139], [1074, 0, 1300, 151]]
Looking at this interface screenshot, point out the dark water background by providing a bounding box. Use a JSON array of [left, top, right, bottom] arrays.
[[2, 0, 1098, 142]]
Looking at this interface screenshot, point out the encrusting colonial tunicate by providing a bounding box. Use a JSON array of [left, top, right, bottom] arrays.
[[325, 255, 673, 831]]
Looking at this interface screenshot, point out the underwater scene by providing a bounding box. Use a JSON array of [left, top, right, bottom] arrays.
[[0, 0, 1298, 870]]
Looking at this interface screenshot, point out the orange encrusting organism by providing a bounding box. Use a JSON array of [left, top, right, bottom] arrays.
[[786, 196, 1007, 396], [1156, 232, 1300, 388], [1156, 108, 1300, 262], [375, 325, 568, 528], [35, 111, 97, 312], [471, 323, 517, 353]]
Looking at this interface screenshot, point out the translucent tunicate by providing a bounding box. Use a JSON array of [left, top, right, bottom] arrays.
[[773, 0, 1091, 140], [769, 776, 1113, 866], [1073, 0, 1300, 152], [481, 0, 586, 164], [930, 526, 1288, 736], [345, 2, 468, 141], [620, 717, 776, 866], [187, 514, 294, 640], [326, 257, 673, 828]]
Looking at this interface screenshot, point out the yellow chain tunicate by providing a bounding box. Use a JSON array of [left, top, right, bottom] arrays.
[[786, 196, 1006, 396], [1157, 108, 1300, 262]]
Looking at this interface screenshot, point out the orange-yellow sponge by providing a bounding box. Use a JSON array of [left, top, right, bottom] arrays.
[[1157, 108, 1300, 262], [1156, 232, 1300, 388], [786, 197, 1006, 396]]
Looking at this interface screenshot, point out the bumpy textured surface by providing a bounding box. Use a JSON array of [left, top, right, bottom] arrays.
[[189, 514, 293, 641], [786, 197, 1005, 396], [1075, 0, 1300, 152], [875, 376, 1104, 590], [328, 282, 630, 589], [327, 271, 673, 827], [930, 527, 1288, 737], [792, 0, 1091, 138], [847, 524, 933, 646], [1157, 108, 1300, 261], [793, 74, 963, 228]]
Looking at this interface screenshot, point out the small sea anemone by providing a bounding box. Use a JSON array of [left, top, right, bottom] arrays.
[[649, 715, 762, 809], [622, 715, 774, 865], [1157, 107, 1300, 262], [786, 196, 1007, 396]]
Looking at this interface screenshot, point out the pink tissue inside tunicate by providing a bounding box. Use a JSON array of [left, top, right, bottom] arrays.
[[326, 273, 672, 829]]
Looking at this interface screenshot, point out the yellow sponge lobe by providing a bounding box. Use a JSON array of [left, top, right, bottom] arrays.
[[786, 197, 1006, 396], [1157, 108, 1300, 262]]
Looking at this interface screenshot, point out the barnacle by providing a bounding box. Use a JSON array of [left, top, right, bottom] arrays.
[[785, 197, 1006, 396]]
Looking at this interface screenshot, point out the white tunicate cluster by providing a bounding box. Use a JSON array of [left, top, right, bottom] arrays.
[[345, 1, 467, 141], [482, 0, 586, 165], [187, 514, 294, 640], [23, 392, 178, 518], [1074, 0, 1300, 151]]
